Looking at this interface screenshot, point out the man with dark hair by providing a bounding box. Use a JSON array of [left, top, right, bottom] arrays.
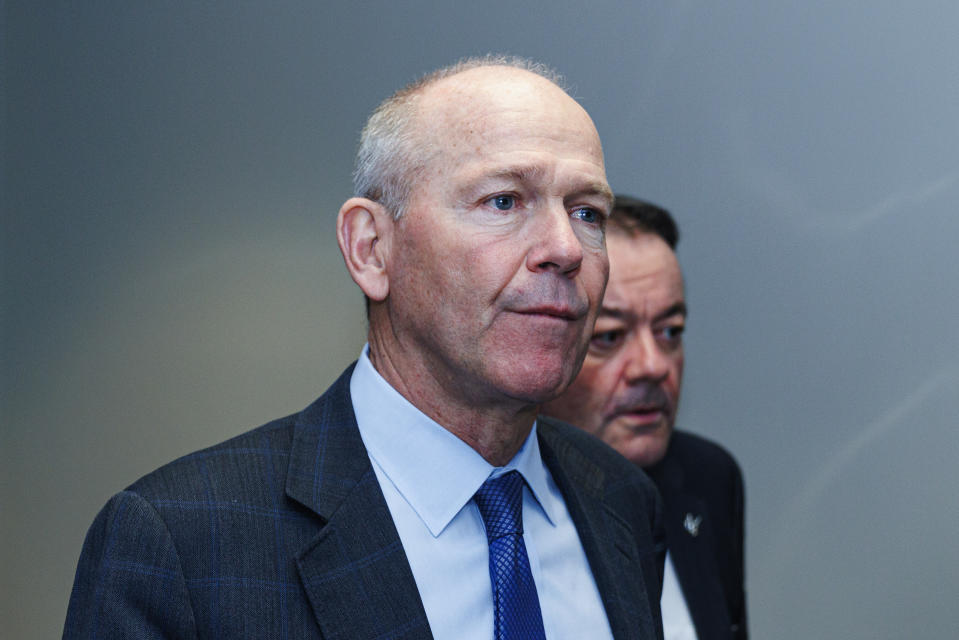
[[602, 195, 679, 249], [64, 60, 665, 639], [544, 195, 747, 640]]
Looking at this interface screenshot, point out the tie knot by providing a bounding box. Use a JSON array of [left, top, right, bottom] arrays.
[[474, 470, 525, 541]]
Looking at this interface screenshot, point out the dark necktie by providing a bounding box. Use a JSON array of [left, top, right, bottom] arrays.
[[473, 470, 547, 640]]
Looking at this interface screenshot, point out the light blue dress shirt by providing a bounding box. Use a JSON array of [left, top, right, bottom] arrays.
[[350, 346, 614, 640]]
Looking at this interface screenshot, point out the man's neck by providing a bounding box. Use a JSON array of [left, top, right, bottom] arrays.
[[366, 338, 539, 467]]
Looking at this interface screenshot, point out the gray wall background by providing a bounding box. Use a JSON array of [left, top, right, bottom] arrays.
[[3, 2, 958, 638]]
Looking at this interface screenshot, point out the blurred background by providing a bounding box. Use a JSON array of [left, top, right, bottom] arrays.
[[3, 2, 958, 638]]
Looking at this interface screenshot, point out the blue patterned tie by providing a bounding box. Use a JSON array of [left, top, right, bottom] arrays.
[[473, 470, 547, 640]]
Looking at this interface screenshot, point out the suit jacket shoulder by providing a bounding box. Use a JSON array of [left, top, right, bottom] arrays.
[[64, 365, 432, 640], [662, 431, 742, 484]]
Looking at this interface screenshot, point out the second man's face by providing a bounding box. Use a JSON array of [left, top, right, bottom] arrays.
[[544, 231, 686, 467]]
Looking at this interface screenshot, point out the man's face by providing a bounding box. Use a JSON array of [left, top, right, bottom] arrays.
[[543, 231, 685, 467], [383, 67, 612, 409]]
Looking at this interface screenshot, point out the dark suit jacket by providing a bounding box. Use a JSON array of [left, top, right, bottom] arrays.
[[645, 431, 747, 640], [64, 365, 666, 639]]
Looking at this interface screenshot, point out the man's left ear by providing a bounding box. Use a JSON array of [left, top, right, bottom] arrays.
[[336, 197, 393, 301]]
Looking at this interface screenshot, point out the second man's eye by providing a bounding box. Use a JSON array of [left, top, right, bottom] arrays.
[[591, 329, 624, 350], [661, 325, 685, 340], [491, 194, 516, 210]]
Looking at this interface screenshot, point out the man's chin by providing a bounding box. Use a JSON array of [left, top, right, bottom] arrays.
[[495, 358, 581, 404], [509, 380, 574, 407], [612, 425, 672, 468]]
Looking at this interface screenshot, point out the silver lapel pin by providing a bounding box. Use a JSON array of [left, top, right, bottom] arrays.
[[683, 513, 702, 537]]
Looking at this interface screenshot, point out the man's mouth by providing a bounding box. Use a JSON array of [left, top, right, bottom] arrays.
[[611, 404, 667, 428], [516, 305, 579, 321]]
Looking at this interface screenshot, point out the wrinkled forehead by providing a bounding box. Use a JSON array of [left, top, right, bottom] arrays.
[[606, 232, 685, 300]]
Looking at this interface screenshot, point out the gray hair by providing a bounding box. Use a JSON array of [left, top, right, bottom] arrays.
[[352, 55, 567, 219]]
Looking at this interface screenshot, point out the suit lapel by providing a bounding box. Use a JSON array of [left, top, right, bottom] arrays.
[[654, 458, 730, 640], [286, 366, 433, 640], [538, 422, 658, 640]]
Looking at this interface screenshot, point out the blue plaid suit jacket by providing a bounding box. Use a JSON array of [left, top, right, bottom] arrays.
[[64, 364, 665, 639]]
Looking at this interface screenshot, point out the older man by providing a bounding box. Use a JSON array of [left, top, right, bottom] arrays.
[[64, 59, 665, 639], [543, 196, 747, 640]]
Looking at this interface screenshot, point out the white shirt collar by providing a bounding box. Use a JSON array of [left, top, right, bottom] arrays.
[[350, 345, 558, 537]]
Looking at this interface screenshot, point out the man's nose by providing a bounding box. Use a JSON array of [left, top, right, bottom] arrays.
[[623, 329, 669, 383], [527, 203, 585, 277]]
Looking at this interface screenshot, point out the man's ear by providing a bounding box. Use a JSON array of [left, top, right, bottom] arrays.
[[337, 197, 393, 302]]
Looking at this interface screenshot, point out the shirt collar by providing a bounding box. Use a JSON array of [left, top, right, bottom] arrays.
[[350, 345, 559, 536]]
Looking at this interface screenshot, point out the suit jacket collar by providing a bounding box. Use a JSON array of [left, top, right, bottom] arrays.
[[286, 364, 433, 640], [648, 446, 731, 640], [537, 418, 659, 640]]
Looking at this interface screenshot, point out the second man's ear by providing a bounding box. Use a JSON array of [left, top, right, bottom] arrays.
[[336, 197, 393, 302]]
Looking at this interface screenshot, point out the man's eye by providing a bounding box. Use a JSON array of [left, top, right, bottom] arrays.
[[591, 330, 624, 349], [659, 325, 685, 342], [571, 207, 600, 224], [490, 195, 516, 210]]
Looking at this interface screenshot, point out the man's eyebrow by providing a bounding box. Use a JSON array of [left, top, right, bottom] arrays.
[[454, 166, 543, 201], [597, 306, 632, 320], [464, 166, 613, 205], [654, 301, 688, 321], [471, 165, 544, 183], [575, 182, 614, 212], [598, 301, 687, 321]]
